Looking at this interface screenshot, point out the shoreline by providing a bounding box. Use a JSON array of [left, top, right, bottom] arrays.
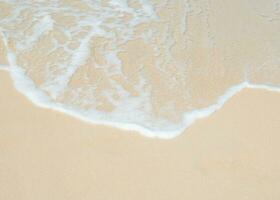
[[1, 70, 280, 199], [1, 0, 280, 139], [2, 68, 280, 138]]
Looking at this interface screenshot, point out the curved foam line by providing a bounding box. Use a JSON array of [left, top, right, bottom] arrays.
[[2, 35, 280, 139], [4, 59, 280, 139]]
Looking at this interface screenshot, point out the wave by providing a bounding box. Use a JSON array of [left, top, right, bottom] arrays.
[[2, 61, 280, 138], [1, 0, 280, 138]]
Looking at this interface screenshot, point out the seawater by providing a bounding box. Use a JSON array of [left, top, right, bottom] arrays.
[[0, 0, 280, 138]]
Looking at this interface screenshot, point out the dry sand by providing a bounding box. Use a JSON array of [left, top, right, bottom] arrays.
[[1, 70, 280, 200]]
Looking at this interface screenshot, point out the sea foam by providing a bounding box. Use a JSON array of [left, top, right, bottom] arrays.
[[1, 0, 280, 138]]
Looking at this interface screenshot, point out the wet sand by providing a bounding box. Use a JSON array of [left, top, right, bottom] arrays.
[[1, 70, 280, 199], [1, 0, 280, 137]]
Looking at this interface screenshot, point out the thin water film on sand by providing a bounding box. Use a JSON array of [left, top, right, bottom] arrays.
[[0, 0, 280, 137]]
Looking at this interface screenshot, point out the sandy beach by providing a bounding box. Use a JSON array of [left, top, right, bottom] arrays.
[[1, 0, 280, 199], [1, 71, 280, 199]]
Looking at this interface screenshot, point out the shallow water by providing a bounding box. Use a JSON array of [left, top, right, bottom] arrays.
[[0, 0, 280, 138]]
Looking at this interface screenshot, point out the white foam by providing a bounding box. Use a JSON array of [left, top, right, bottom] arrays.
[[247, 84, 280, 93], [1, 0, 280, 139], [4, 54, 280, 139], [17, 15, 54, 50]]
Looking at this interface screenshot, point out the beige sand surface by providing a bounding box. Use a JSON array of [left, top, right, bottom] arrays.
[[1, 70, 280, 200]]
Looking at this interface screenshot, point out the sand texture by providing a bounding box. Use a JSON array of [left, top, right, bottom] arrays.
[[1, 71, 280, 199], [0, 0, 280, 136], [1, 0, 280, 199]]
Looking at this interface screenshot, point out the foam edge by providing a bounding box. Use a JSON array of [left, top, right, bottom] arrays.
[[2, 42, 280, 139]]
